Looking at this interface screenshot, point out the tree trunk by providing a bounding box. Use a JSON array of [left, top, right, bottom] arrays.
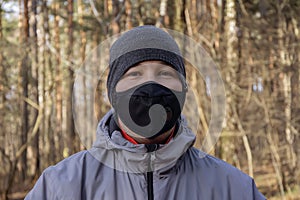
[[290, 15, 300, 186], [19, 0, 30, 182], [215, 0, 227, 159], [53, 0, 63, 161], [0, 4, 7, 194], [125, 0, 133, 29], [130, 0, 140, 27], [66, 0, 75, 156], [0, 2, 4, 111], [235, 0, 253, 177], [77, 0, 89, 148], [111, 0, 120, 34], [212, 0, 220, 51], [29, 0, 40, 178], [0, 0, 1, 35], [78, 0, 86, 63], [175, 0, 186, 32], [41, 0, 53, 167], [223, 0, 243, 166]]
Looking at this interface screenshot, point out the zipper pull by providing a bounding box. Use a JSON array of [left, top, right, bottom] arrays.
[[145, 144, 159, 152]]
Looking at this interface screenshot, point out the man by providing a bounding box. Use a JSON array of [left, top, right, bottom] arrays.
[[25, 26, 265, 200]]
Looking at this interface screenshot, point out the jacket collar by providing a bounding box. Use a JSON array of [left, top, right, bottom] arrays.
[[89, 109, 196, 173]]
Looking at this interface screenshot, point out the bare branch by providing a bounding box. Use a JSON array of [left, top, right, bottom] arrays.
[[15, 108, 43, 160]]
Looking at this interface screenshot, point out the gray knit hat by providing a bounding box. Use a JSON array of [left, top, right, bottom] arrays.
[[107, 25, 186, 103]]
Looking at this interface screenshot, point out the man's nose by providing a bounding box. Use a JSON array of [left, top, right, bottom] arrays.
[[143, 72, 157, 82]]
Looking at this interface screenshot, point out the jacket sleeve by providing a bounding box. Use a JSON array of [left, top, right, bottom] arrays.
[[25, 168, 58, 200]]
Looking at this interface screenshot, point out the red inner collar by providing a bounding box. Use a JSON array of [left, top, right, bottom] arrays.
[[120, 127, 175, 145]]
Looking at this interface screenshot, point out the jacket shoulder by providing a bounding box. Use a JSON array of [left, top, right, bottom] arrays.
[[186, 147, 266, 200], [189, 147, 250, 176], [25, 151, 95, 200], [47, 151, 91, 177]]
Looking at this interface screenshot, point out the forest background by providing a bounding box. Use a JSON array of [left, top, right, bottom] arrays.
[[0, 0, 299, 199]]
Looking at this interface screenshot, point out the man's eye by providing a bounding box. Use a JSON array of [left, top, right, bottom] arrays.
[[127, 71, 141, 77], [159, 71, 174, 77]]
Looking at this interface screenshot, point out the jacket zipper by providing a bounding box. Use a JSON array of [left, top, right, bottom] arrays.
[[147, 171, 154, 200], [145, 144, 159, 200]]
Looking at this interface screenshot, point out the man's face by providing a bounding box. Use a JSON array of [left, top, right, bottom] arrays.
[[115, 60, 183, 92], [114, 60, 185, 142]]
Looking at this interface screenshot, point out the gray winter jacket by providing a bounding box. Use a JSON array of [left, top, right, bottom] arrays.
[[25, 110, 266, 200]]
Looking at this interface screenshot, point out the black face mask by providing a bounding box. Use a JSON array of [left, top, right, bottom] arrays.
[[112, 82, 186, 139]]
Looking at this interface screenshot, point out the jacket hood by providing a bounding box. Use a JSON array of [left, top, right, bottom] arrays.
[[89, 109, 196, 173]]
